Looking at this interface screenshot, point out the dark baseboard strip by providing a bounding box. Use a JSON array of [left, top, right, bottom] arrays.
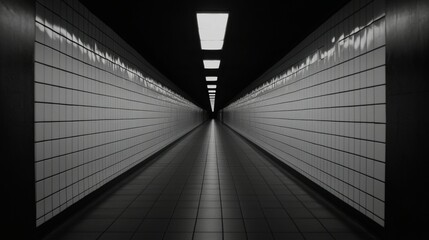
[[222, 122, 385, 239], [36, 121, 207, 239]]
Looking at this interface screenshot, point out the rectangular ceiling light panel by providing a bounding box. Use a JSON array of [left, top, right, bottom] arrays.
[[206, 76, 218, 81], [201, 41, 223, 50], [203, 60, 220, 69], [207, 84, 217, 89], [197, 13, 229, 50], [208, 90, 216, 93]]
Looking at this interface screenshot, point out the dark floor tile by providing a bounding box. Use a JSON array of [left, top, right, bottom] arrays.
[[241, 208, 265, 218], [201, 194, 221, 201], [153, 200, 176, 208], [181, 189, 202, 195], [223, 208, 243, 218], [120, 207, 149, 219], [193, 233, 222, 240], [117, 183, 146, 190], [146, 207, 174, 218], [260, 200, 282, 208], [273, 233, 305, 240], [222, 200, 240, 208], [264, 208, 290, 219], [69, 219, 114, 232], [276, 194, 298, 201], [158, 194, 181, 200], [221, 189, 237, 195], [56, 233, 99, 240], [223, 232, 247, 240], [287, 207, 314, 218], [98, 200, 131, 209], [302, 232, 334, 240], [319, 218, 355, 233], [289, 189, 307, 196], [135, 194, 159, 201], [142, 189, 163, 195], [294, 219, 327, 233], [221, 194, 239, 201], [128, 200, 154, 208], [131, 232, 163, 240], [113, 188, 141, 195], [267, 218, 299, 232], [176, 200, 199, 208], [247, 233, 274, 240], [240, 200, 260, 209], [136, 219, 169, 232], [106, 219, 141, 232], [310, 208, 336, 218], [98, 232, 133, 240], [199, 201, 221, 208], [244, 219, 271, 232], [198, 208, 222, 218], [257, 193, 277, 200], [271, 185, 291, 194], [167, 219, 195, 232], [223, 219, 245, 232], [195, 218, 222, 232], [163, 232, 193, 240], [172, 208, 198, 218], [84, 208, 123, 219], [303, 201, 325, 209], [104, 195, 136, 202], [331, 232, 376, 240]]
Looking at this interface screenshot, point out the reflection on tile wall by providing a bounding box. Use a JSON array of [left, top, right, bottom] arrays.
[[34, 0, 204, 226], [223, 0, 386, 226]]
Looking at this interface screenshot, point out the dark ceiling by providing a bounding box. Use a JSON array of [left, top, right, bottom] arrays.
[[80, 0, 350, 112]]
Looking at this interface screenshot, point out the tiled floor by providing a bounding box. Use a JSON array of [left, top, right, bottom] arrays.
[[44, 120, 378, 240]]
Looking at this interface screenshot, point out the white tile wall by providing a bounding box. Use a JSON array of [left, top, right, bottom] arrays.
[[223, 0, 386, 226], [34, 0, 204, 226]]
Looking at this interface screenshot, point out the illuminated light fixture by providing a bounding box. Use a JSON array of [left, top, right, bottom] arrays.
[[209, 94, 215, 96], [206, 76, 218, 81], [203, 60, 220, 69], [201, 41, 223, 50], [207, 84, 217, 89], [196, 13, 229, 50], [208, 90, 216, 93]]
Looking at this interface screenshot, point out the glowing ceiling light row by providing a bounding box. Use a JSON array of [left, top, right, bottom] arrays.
[[196, 12, 229, 112]]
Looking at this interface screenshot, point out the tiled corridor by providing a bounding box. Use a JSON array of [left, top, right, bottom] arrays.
[[44, 120, 377, 240]]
